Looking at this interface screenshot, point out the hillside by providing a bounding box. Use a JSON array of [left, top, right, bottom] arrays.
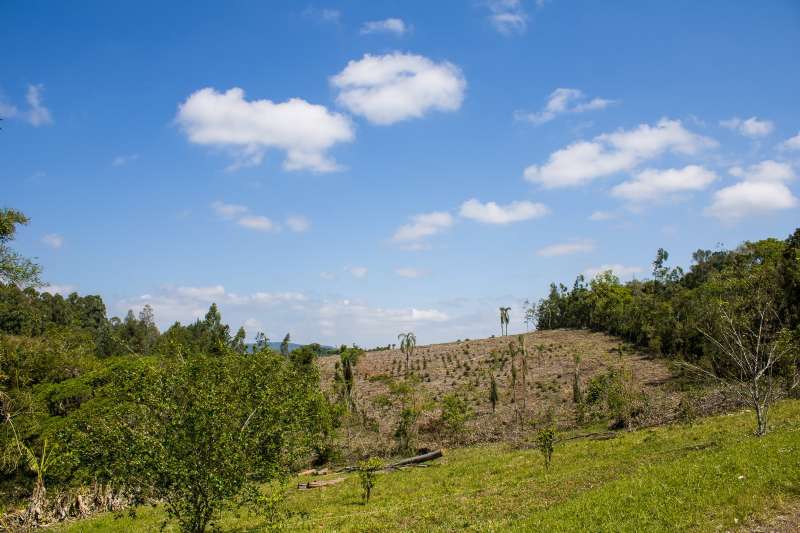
[[57, 400, 800, 531], [318, 329, 681, 456]]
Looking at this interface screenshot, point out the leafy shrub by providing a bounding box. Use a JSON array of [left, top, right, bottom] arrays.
[[535, 425, 556, 470], [357, 457, 383, 504], [440, 393, 472, 436]]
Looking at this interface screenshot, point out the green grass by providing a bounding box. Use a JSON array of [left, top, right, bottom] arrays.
[[57, 401, 800, 532]]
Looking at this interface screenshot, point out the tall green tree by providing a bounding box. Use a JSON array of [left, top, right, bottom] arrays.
[[0, 208, 43, 288]]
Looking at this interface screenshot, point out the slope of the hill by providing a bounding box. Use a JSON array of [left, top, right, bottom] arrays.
[[57, 400, 800, 532], [318, 329, 679, 453]]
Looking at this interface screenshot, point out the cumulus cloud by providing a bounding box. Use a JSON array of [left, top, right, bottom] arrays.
[[395, 267, 425, 278], [524, 118, 716, 188], [40, 284, 76, 296], [706, 160, 797, 221], [211, 201, 249, 219], [286, 215, 311, 233], [515, 88, 615, 125], [485, 0, 528, 34], [0, 84, 53, 126], [176, 87, 354, 172], [778, 132, 800, 151], [112, 154, 139, 167], [588, 210, 615, 221], [584, 264, 643, 279], [117, 285, 529, 346], [720, 116, 774, 138], [611, 165, 718, 203], [331, 53, 466, 125], [459, 198, 549, 224], [348, 266, 368, 278], [237, 215, 276, 232], [303, 6, 341, 24], [392, 211, 454, 243], [41, 233, 64, 249], [537, 239, 595, 257], [211, 201, 290, 233], [360, 18, 408, 35]]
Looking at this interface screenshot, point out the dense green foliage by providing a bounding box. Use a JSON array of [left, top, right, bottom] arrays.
[[530, 229, 800, 376]]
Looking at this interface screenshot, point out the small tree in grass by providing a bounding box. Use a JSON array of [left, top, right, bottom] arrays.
[[535, 424, 556, 471], [358, 457, 383, 504], [694, 280, 796, 436]]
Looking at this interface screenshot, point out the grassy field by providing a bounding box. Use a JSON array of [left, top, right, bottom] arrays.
[[57, 400, 800, 532]]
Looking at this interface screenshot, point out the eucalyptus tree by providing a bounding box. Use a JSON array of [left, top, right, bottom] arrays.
[[397, 332, 416, 374], [499, 307, 511, 336]]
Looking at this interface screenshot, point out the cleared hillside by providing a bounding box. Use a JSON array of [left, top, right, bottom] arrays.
[[317, 329, 681, 455]]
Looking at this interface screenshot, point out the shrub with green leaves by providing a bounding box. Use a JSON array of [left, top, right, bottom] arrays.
[[440, 392, 472, 437], [535, 425, 556, 471], [357, 457, 383, 504], [56, 349, 330, 533]]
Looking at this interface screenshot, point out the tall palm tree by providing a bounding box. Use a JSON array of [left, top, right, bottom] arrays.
[[499, 307, 511, 336], [397, 332, 416, 374]]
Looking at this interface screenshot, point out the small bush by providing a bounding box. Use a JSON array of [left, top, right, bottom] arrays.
[[535, 425, 557, 470], [357, 457, 384, 504], [440, 393, 472, 436]]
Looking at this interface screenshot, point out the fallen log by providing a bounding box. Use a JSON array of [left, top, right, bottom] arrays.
[[297, 477, 345, 490], [389, 449, 443, 469]]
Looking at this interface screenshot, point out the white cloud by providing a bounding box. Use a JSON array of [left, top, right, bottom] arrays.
[[720, 116, 774, 138], [392, 211, 454, 243], [584, 264, 643, 279], [176, 87, 354, 172], [395, 267, 425, 278], [537, 239, 595, 257], [116, 286, 525, 346], [706, 160, 797, 221], [515, 88, 615, 125], [0, 84, 52, 126], [26, 85, 52, 126], [459, 198, 549, 224], [237, 215, 276, 232], [303, 6, 341, 24], [485, 0, 528, 34], [320, 271, 336, 280], [728, 160, 795, 182], [778, 132, 800, 151], [707, 181, 797, 221], [611, 165, 718, 202], [360, 18, 408, 35], [212, 201, 306, 234], [40, 283, 75, 296], [524, 118, 717, 188], [348, 266, 368, 278], [211, 201, 249, 219], [112, 154, 139, 167], [331, 52, 466, 125], [286, 215, 311, 232], [41, 233, 64, 249], [588, 210, 615, 221]]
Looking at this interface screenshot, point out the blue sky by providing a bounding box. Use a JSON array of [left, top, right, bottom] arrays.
[[2, 0, 799, 346]]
